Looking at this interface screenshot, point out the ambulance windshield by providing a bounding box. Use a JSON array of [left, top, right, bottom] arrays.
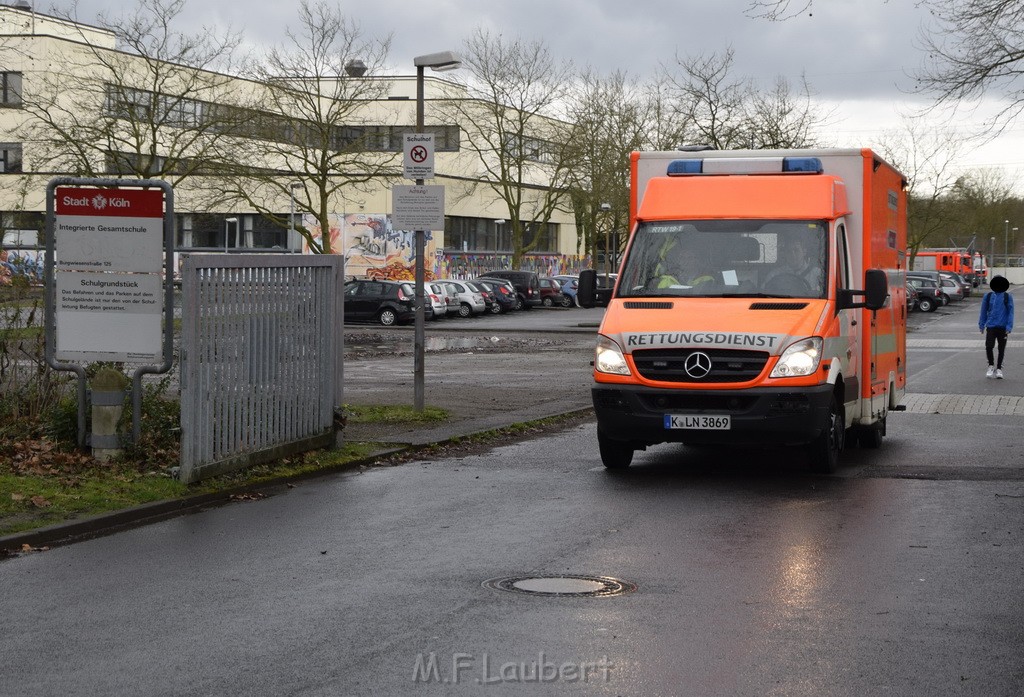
[[618, 220, 828, 299]]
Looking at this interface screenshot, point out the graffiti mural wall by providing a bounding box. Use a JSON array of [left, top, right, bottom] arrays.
[[302, 213, 437, 281], [301, 213, 593, 280]]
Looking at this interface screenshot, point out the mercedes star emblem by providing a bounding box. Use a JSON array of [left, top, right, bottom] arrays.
[[684, 351, 713, 379]]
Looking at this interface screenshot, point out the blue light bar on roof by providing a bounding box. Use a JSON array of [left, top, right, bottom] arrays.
[[666, 156, 823, 176], [782, 157, 823, 173], [666, 159, 702, 175]]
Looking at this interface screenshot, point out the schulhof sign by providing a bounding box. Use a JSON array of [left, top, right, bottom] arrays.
[[403, 133, 435, 180], [52, 186, 165, 362]]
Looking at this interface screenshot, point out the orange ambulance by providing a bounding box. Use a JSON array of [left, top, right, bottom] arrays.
[[578, 148, 907, 472]]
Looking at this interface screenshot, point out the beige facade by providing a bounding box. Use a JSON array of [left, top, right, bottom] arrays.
[[0, 6, 587, 281]]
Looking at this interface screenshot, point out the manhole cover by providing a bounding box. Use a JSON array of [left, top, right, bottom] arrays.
[[483, 574, 636, 597]]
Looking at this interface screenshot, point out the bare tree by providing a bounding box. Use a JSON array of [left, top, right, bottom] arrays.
[[947, 169, 1024, 260], [438, 28, 575, 267], [563, 70, 647, 264], [660, 48, 826, 150], [876, 116, 974, 256], [745, 0, 814, 20], [662, 49, 751, 149], [743, 74, 826, 148], [18, 0, 242, 185], [915, 0, 1024, 133], [213, 1, 395, 254]]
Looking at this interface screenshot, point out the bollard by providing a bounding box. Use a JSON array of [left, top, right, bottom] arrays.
[[90, 367, 129, 461]]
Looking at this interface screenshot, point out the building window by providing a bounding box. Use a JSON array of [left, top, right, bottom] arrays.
[[1, 72, 22, 107], [445, 216, 556, 253], [331, 124, 460, 153], [105, 85, 204, 127], [0, 143, 22, 173], [251, 216, 288, 249]]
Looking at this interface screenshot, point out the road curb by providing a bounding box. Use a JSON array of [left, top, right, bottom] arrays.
[[1, 408, 596, 558]]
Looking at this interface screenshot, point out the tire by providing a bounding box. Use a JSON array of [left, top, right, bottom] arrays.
[[542, 296, 554, 307], [859, 417, 885, 449], [489, 302, 502, 314], [560, 295, 573, 308], [808, 394, 843, 473], [377, 308, 398, 326], [514, 295, 525, 311], [917, 296, 935, 313], [941, 294, 950, 305], [458, 303, 472, 318], [598, 430, 633, 470]]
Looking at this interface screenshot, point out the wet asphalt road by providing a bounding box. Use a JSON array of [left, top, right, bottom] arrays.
[[2, 293, 1023, 696]]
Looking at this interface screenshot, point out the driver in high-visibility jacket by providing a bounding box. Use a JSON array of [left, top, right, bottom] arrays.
[[655, 240, 715, 288]]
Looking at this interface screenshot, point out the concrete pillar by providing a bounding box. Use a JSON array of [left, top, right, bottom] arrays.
[[90, 368, 128, 461]]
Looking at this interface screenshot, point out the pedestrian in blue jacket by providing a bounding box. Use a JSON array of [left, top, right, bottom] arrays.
[[979, 275, 1014, 379]]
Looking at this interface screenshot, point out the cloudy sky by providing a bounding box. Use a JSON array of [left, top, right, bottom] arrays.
[[52, 0, 1024, 194]]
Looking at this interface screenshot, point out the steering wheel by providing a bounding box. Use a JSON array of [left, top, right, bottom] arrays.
[[763, 273, 811, 296]]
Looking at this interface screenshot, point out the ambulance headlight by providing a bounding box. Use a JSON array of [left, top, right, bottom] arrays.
[[770, 337, 823, 378], [595, 336, 631, 376]]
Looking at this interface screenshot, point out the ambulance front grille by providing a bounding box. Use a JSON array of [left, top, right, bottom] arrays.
[[632, 348, 769, 383]]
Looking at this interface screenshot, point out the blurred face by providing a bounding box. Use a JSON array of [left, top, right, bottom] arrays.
[[781, 240, 808, 269]]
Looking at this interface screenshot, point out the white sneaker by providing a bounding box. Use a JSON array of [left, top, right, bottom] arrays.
[[996, 369, 1004, 379], [986, 366, 996, 378]]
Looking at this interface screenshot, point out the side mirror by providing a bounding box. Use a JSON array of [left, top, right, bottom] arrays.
[[837, 268, 889, 311], [863, 269, 888, 311], [578, 269, 597, 308]]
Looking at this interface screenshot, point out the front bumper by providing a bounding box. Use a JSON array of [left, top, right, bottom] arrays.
[[592, 383, 835, 447]]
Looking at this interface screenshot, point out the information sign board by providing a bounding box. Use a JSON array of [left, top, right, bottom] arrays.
[[52, 186, 165, 362], [392, 185, 445, 231]]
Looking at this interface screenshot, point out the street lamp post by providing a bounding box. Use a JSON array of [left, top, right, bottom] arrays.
[[289, 182, 301, 249], [412, 50, 461, 412], [600, 202, 611, 278], [1005, 220, 1010, 276], [224, 217, 238, 254]]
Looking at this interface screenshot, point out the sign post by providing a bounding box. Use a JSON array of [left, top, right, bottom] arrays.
[[44, 178, 175, 447]]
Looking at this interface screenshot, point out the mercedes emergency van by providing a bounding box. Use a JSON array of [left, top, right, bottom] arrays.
[[578, 148, 907, 472]]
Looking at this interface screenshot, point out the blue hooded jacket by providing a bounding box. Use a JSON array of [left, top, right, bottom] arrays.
[[979, 275, 1014, 332]]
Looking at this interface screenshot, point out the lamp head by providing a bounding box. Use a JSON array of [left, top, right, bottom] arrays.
[[414, 51, 462, 71]]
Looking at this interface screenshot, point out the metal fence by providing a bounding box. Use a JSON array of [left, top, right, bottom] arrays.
[[178, 254, 344, 483]]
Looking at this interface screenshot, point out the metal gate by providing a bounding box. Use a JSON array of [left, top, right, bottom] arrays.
[[178, 254, 343, 483]]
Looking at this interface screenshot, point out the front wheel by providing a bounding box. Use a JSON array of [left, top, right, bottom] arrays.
[[598, 430, 634, 469], [808, 394, 843, 473]]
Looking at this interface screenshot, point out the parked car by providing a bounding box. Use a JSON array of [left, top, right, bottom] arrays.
[[905, 282, 919, 312], [473, 278, 517, 313], [425, 287, 447, 320], [906, 276, 942, 312], [907, 271, 948, 305], [428, 281, 460, 317], [480, 269, 542, 310], [538, 277, 568, 307], [552, 274, 579, 307], [344, 279, 416, 326], [939, 276, 965, 304], [436, 278, 487, 317], [462, 280, 496, 314], [938, 270, 972, 298]]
